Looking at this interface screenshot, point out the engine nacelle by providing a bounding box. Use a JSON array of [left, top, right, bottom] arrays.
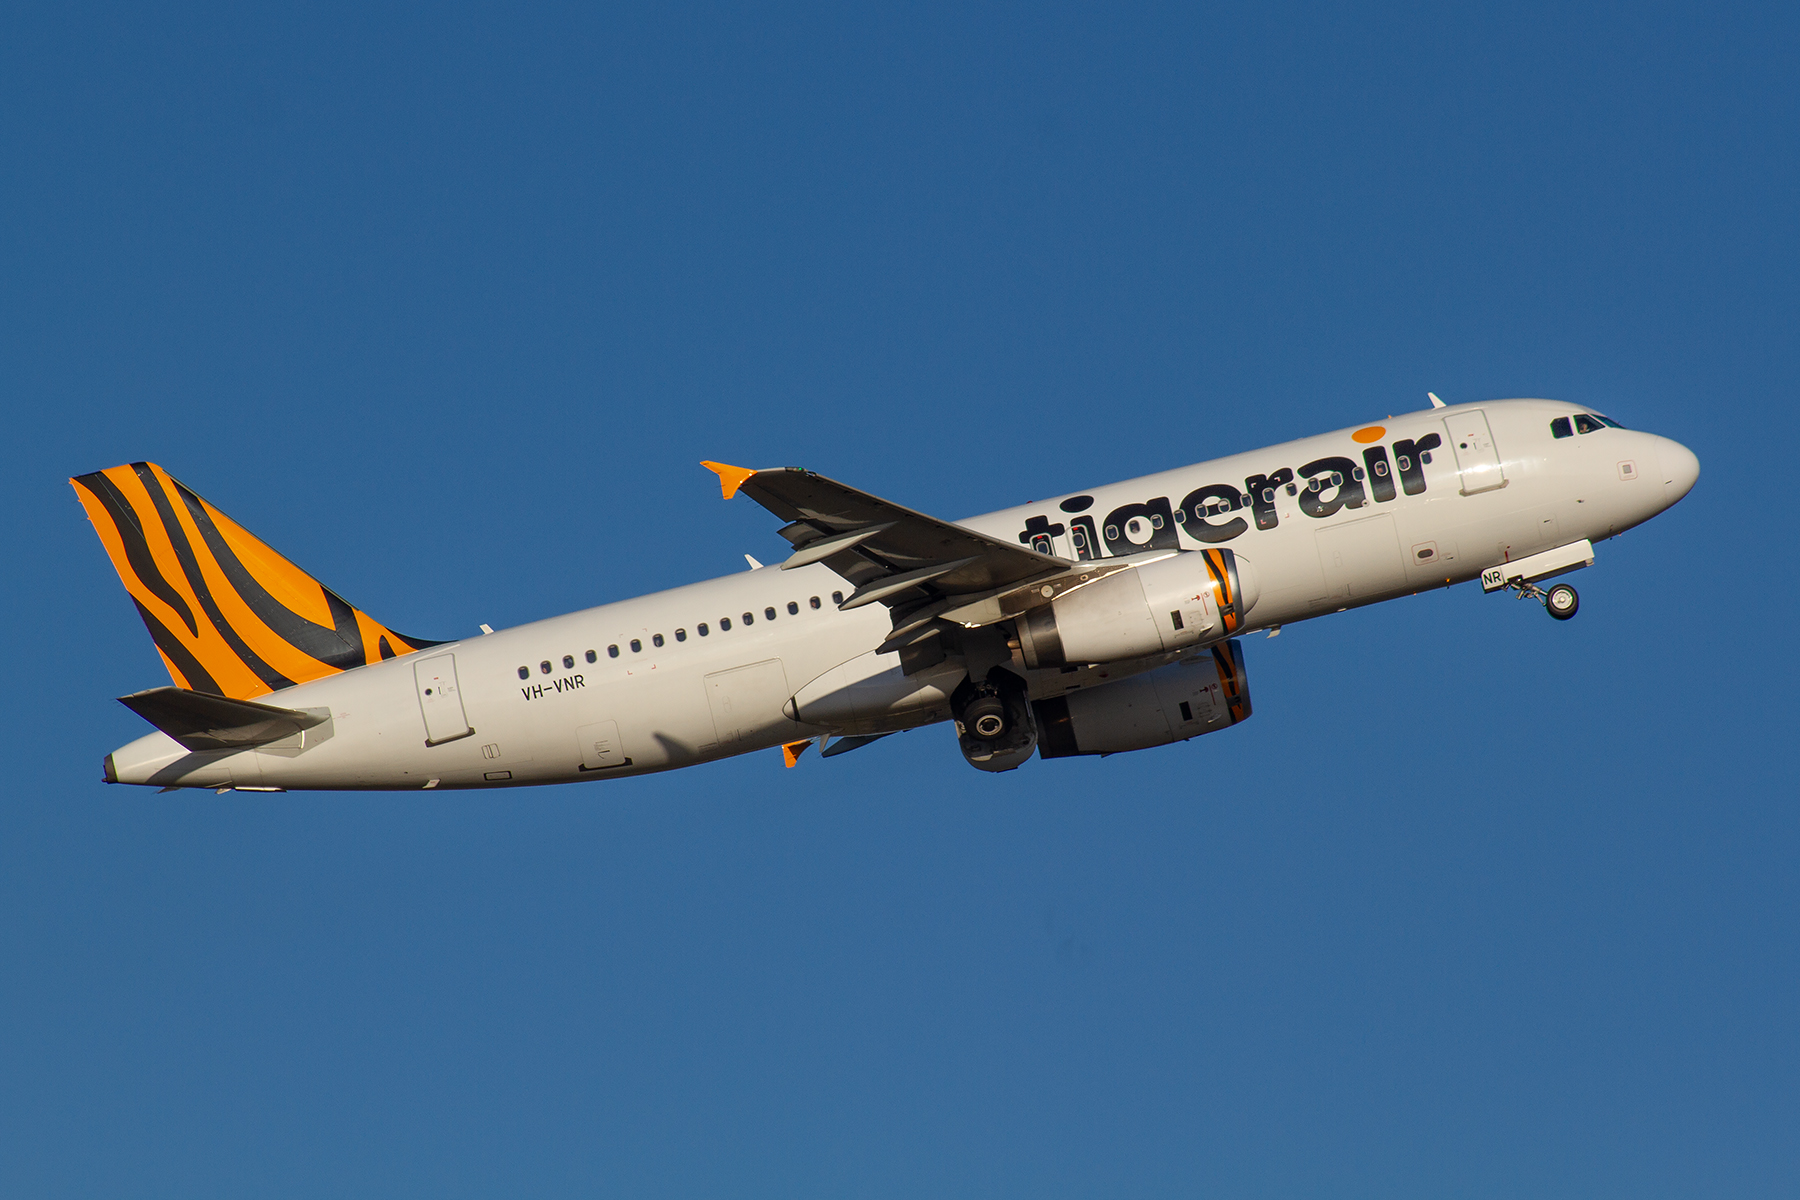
[[1032, 640, 1251, 759], [1016, 549, 1258, 669]]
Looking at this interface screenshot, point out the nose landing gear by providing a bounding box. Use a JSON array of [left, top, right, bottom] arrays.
[[1479, 542, 1595, 621], [1496, 575, 1580, 620]]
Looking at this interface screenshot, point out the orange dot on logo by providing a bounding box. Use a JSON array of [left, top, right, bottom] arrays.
[[1352, 425, 1387, 443]]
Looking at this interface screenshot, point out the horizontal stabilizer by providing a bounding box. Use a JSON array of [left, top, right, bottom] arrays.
[[118, 686, 328, 751]]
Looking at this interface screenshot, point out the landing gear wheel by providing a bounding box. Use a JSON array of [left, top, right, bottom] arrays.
[[951, 669, 1040, 772], [962, 694, 1010, 740], [1545, 583, 1579, 620]]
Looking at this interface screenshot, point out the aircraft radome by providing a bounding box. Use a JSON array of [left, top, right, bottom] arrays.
[[75, 397, 1698, 790]]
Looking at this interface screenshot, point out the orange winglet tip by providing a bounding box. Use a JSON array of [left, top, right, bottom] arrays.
[[782, 740, 812, 768], [701, 461, 758, 500]]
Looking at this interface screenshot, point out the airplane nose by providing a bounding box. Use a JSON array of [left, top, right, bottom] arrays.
[[1659, 439, 1700, 504]]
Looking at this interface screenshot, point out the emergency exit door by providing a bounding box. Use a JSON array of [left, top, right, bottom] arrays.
[[1443, 410, 1506, 495], [414, 653, 474, 746]]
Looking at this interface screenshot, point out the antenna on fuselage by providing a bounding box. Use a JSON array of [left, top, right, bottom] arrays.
[[1427, 392, 1447, 408]]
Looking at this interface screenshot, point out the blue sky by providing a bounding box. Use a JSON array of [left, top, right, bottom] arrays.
[[2, 2, 1795, 1196]]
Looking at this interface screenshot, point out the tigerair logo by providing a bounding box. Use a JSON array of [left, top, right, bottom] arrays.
[[1017, 427, 1442, 559]]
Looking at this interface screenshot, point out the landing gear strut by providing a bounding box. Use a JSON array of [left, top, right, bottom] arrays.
[[1497, 576, 1579, 620]]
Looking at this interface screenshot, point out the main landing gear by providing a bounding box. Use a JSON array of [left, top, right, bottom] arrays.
[[1497, 576, 1580, 620], [952, 668, 1039, 773]]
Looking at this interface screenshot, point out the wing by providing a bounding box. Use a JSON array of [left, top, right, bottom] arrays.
[[705, 460, 1067, 600], [705, 461, 1150, 641], [703, 461, 1145, 659]]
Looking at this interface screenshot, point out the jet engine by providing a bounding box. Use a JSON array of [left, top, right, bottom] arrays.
[[1032, 641, 1251, 759], [1016, 549, 1258, 670]]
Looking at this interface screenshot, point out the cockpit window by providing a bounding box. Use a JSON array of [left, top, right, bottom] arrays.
[[1574, 414, 1604, 434], [1594, 413, 1625, 428], [1550, 417, 1573, 439]]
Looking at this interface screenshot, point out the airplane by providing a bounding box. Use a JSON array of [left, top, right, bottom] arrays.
[[75, 396, 1698, 790]]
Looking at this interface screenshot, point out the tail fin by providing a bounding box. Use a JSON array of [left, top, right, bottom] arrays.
[[71, 462, 439, 700]]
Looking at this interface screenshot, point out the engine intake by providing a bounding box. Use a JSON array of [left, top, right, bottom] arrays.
[[1017, 549, 1258, 669], [1033, 640, 1251, 759]]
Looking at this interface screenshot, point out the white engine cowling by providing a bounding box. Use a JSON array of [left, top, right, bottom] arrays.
[[1016, 549, 1258, 670], [1033, 640, 1251, 759]]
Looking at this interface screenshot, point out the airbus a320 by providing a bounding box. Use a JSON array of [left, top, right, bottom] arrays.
[[75, 396, 1698, 790]]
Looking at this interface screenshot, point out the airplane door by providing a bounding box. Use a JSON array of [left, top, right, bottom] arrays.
[[705, 659, 797, 745], [1443, 410, 1506, 495], [414, 653, 474, 746]]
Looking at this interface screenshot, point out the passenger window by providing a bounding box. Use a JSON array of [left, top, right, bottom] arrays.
[[585, 650, 596, 663], [721, 617, 731, 630], [765, 606, 777, 621], [563, 654, 575, 669], [809, 596, 821, 609], [652, 633, 664, 647], [518, 666, 529, 680], [675, 628, 687, 642], [540, 661, 552, 674], [832, 591, 844, 605], [698, 623, 710, 636], [608, 644, 619, 658], [787, 601, 799, 615], [1551, 417, 1573, 438], [1285, 483, 1297, 496], [743, 612, 754, 625], [1575, 414, 1603, 434], [630, 639, 642, 653]]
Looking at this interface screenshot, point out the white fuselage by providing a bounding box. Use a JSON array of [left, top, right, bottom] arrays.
[[106, 399, 1698, 790]]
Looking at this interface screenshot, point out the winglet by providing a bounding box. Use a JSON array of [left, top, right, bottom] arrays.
[[701, 461, 758, 500], [1427, 392, 1447, 409], [782, 739, 812, 768]]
